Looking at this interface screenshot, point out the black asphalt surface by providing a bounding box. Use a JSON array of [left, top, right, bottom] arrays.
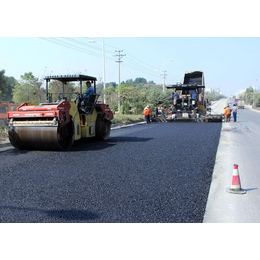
[[0, 122, 222, 223]]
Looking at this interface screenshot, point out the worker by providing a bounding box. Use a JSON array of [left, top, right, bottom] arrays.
[[173, 90, 179, 106], [156, 107, 159, 117], [143, 106, 151, 124], [83, 81, 95, 101], [232, 103, 239, 122], [191, 90, 197, 106], [224, 105, 231, 122]]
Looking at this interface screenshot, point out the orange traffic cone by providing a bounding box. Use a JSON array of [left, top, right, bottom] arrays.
[[226, 164, 246, 194]]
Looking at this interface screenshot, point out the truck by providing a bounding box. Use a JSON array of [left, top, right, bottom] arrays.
[[237, 100, 245, 109], [166, 71, 223, 122], [0, 101, 19, 126]]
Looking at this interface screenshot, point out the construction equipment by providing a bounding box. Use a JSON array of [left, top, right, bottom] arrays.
[[0, 101, 19, 126], [166, 71, 223, 122], [7, 74, 113, 150]]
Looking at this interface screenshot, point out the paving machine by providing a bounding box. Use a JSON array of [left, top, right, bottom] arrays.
[[7, 74, 113, 150], [166, 71, 223, 122]]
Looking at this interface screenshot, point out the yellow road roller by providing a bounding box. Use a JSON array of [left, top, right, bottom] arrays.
[[7, 74, 113, 150]]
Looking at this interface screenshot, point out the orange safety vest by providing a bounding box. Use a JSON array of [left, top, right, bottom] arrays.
[[144, 109, 151, 116], [224, 107, 230, 115]]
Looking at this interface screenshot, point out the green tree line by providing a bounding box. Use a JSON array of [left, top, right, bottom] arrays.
[[1, 70, 227, 114], [205, 92, 226, 103], [0, 70, 172, 114], [0, 69, 16, 102], [238, 86, 260, 107]]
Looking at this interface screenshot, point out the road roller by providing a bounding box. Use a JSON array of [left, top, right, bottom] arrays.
[[7, 74, 113, 151]]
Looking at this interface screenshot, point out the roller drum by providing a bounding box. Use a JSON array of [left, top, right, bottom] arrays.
[[9, 121, 74, 151]]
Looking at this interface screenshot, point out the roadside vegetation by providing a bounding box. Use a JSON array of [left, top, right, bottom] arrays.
[[0, 126, 8, 143], [0, 69, 172, 117], [238, 86, 260, 108], [112, 113, 144, 125], [205, 92, 226, 103]]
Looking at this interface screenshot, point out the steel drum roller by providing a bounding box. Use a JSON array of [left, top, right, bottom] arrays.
[[9, 121, 74, 151]]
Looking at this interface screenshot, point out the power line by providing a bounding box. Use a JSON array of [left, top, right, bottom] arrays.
[[39, 37, 176, 83], [39, 37, 103, 59]]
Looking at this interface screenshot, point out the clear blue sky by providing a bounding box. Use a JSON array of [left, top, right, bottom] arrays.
[[1, 37, 260, 97]]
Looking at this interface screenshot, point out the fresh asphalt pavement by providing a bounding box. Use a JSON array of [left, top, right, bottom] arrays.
[[204, 103, 260, 222], [0, 119, 222, 223]]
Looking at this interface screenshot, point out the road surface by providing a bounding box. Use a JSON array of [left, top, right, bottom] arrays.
[[0, 120, 221, 223], [204, 103, 260, 222]]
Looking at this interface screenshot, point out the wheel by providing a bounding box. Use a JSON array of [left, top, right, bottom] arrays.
[[95, 114, 111, 140]]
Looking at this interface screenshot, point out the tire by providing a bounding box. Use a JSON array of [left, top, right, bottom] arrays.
[[95, 114, 111, 140]]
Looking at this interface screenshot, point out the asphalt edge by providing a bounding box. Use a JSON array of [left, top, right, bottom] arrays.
[[0, 121, 146, 152]]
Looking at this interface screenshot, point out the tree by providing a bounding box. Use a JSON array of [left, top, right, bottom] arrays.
[[245, 86, 254, 105], [205, 92, 226, 103], [12, 72, 45, 104], [254, 92, 260, 107], [0, 69, 7, 100], [134, 77, 147, 84], [48, 80, 76, 102], [0, 69, 17, 102], [4, 76, 17, 102], [106, 82, 117, 88], [102, 85, 118, 112]]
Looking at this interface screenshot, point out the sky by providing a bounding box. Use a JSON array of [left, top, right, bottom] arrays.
[[1, 37, 260, 97]]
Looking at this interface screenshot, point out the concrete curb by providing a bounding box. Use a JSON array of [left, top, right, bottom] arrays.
[[111, 121, 146, 130], [0, 142, 13, 152]]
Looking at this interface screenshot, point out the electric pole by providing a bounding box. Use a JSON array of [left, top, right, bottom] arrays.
[[114, 50, 126, 113], [162, 71, 167, 92]]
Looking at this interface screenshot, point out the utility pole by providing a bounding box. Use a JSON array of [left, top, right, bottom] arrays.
[[155, 59, 173, 92], [114, 50, 126, 113], [162, 71, 167, 92]]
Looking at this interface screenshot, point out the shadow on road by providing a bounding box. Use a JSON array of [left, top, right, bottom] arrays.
[[0, 206, 99, 222], [243, 188, 258, 192], [71, 136, 153, 151], [45, 209, 99, 221]]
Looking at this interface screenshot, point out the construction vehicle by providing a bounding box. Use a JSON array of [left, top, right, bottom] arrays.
[[166, 71, 223, 122], [0, 101, 19, 126], [7, 74, 113, 150]]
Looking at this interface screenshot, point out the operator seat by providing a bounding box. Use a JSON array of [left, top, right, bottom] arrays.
[[83, 94, 99, 114]]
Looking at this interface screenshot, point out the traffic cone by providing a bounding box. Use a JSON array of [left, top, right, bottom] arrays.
[[226, 164, 246, 194]]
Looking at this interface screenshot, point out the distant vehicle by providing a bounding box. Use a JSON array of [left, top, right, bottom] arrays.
[[0, 101, 19, 126], [237, 100, 245, 109]]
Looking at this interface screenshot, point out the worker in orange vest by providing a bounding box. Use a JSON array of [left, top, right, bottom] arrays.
[[224, 105, 231, 122], [143, 106, 151, 124]]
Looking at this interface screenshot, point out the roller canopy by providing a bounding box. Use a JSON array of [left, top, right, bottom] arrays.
[[44, 74, 97, 83]]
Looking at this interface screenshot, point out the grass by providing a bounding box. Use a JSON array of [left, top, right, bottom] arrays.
[[112, 113, 144, 125], [0, 126, 8, 143]]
